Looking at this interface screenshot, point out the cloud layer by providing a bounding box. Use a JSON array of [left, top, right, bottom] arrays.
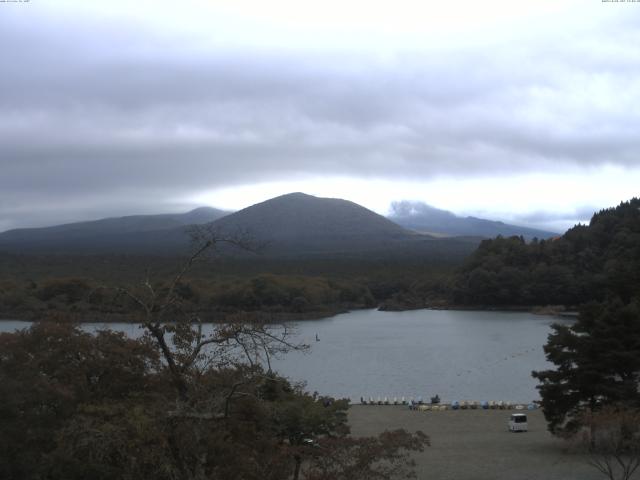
[[1, 1, 639, 230]]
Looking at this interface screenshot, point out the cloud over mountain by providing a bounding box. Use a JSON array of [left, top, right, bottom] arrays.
[[1, 1, 639, 229]]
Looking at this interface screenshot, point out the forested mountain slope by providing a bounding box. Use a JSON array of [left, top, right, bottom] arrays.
[[452, 198, 640, 306], [0, 207, 229, 254], [210, 192, 419, 254]]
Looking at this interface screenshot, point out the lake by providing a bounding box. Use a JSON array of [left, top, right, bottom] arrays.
[[0, 309, 568, 403]]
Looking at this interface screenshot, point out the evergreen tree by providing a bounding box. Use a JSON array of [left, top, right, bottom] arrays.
[[533, 297, 640, 434]]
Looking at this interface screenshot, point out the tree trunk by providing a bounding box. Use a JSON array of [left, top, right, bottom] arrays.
[[293, 454, 302, 480]]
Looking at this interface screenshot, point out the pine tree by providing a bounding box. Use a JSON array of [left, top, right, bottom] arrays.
[[533, 297, 640, 434]]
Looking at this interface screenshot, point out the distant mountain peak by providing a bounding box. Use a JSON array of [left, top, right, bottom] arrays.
[[187, 206, 222, 214], [267, 192, 343, 203], [388, 200, 558, 239], [390, 200, 457, 220], [208, 192, 415, 255], [279, 192, 312, 198]]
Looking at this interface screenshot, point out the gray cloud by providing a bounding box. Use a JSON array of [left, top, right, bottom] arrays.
[[513, 206, 597, 224], [1, 4, 640, 229], [507, 206, 598, 232]]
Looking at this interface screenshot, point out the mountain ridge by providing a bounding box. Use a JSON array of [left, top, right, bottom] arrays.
[[0, 193, 554, 257], [0, 207, 229, 254], [0, 193, 479, 259], [387, 200, 558, 239], [0, 207, 228, 236]]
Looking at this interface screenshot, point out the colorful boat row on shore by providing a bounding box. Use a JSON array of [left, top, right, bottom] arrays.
[[359, 397, 537, 411]]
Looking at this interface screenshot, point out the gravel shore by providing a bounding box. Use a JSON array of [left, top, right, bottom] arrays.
[[348, 406, 603, 480]]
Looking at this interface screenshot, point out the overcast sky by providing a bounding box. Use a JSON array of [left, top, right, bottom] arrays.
[[1, 0, 639, 233]]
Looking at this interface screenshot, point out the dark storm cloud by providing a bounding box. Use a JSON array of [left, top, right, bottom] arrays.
[[1, 4, 639, 229]]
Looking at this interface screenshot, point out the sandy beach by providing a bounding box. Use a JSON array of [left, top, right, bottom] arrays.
[[348, 406, 604, 480]]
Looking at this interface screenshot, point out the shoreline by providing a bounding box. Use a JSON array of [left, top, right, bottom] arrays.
[[380, 303, 578, 316], [0, 307, 351, 324], [0, 304, 578, 324]]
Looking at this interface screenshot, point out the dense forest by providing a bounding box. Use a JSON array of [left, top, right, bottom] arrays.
[[0, 252, 453, 321], [0, 273, 377, 322], [452, 198, 640, 307]]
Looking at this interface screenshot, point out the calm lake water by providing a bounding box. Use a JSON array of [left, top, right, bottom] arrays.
[[0, 309, 568, 403]]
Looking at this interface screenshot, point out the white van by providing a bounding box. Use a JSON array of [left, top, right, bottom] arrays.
[[508, 413, 528, 432]]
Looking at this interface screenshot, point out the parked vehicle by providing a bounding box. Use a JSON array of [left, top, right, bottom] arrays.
[[508, 413, 528, 432]]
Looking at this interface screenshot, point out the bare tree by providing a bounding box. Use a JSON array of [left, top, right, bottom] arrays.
[[576, 406, 640, 480], [98, 227, 312, 479], [112, 225, 307, 401]]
